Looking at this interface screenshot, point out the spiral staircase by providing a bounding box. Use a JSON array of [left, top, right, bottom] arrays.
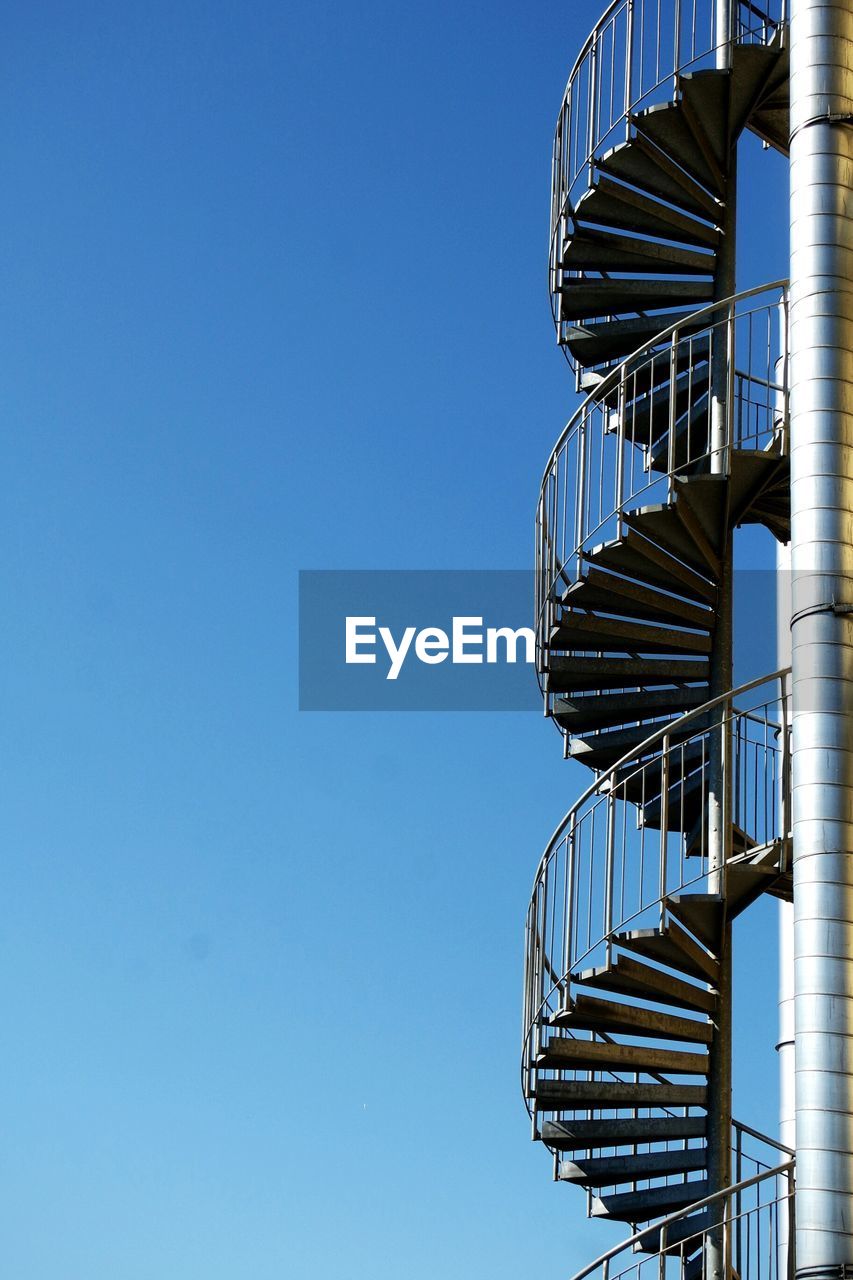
[[523, 4, 795, 1280]]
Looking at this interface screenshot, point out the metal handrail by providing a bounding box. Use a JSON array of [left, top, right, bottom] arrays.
[[521, 668, 791, 1111], [549, 0, 786, 284], [535, 282, 788, 713], [567, 1160, 794, 1280], [531, 666, 789, 887], [538, 280, 787, 496]]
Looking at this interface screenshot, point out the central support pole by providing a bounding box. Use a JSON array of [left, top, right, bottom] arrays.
[[789, 1, 853, 1276], [704, 8, 737, 1280]]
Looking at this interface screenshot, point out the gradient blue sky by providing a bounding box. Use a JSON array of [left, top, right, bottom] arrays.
[[0, 4, 788, 1277]]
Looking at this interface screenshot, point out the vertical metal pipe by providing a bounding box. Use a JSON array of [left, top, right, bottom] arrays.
[[705, 12, 737, 1275], [777, 541, 796, 1280], [716, 0, 734, 67], [790, 0, 853, 1272]]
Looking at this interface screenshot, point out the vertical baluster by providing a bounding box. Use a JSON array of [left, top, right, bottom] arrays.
[[736, 1123, 744, 1279], [660, 733, 670, 926], [577, 414, 588, 577], [667, 330, 679, 497], [588, 37, 599, 187], [605, 793, 616, 965], [616, 373, 627, 538], [565, 814, 577, 990], [625, 0, 635, 138]]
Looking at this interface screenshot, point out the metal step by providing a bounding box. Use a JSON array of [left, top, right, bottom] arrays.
[[639, 765, 706, 832], [577, 954, 716, 1014], [586, 529, 717, 602], [673, 474, 728, 556], [635, 1209, 712, 1254], [613, 740, 708, 814], [563, 311, 708, 368], [632, 101, 724, 195], [559, 277, 715, 323], [552, 994, 713, 1044], [683, 1252, 705, 1280], [596, 336, 713, 409], [532, 1079, 708, 1112], [558, 570, 712, 629], [678, 71, 730, 168], [624, 503, 720, 576], [562, 569, 713, 629], [647, 395, 712, 472], [546, 654, 710, 695], [750, 105, 790, 155], [537, 1036, 709, 1075], [729, 42, 786, 139], [616, 918, 720, 982], [665, 894, 723, 952], [597, 135, 720, 220], [563, 226, 715, 275], [573, 176, 720, 249], [684, 819, 755, 861], [729, 450, 789, 529], [620, 367, 712, 450], [560, 1147, 707, 1187], [592, 1179, 709, 1222], [541, 1115, 707, 1152], [726, 858, 783, 919], [552, 685, 710, 733], [550, 611, 712, 656], [572, 722, 706, 773]]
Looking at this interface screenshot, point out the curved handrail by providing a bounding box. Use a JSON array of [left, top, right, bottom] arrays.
[[521, 668, 791, 1092], [535, 281, 789, 705], [567, 1160, 794, 1280], [549, 0, 786, 271], [539, 279, 787, 499], [531, 665, 789, 891]]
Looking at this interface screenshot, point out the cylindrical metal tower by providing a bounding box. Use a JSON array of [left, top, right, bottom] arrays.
[[790, 0, 853, 1272]]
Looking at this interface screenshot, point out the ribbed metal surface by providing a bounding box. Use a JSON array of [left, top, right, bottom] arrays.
[[790, 0, 853, 1268]]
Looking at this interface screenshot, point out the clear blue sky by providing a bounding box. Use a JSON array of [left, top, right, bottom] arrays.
[[0, 4, 788, 1277]]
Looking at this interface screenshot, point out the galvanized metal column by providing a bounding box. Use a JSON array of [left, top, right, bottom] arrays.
[[778, 542, 796, 1280], [705, 11, 738, 1280], [790, 0, 853, 1273]]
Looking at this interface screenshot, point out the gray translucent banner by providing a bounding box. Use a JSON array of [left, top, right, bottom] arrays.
[[298, 569, 778, 711]]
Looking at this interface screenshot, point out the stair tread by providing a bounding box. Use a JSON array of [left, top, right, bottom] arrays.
[[541, 1116, 707, 1152], [678, 71, 730, 168], [553, 994, 713, 1044], [562, 570, 713, 628], [552, 685, 710, 732], [570, 720, 708, 773], [563, 311, 708, 367], [532, 1079, 708, 1109], [635, 1209, 713, 1254], [573, 177, 720, 248], [632, 101, 724, 195], [586, 530, 717, 603], [546, 654, 709, 694], [550, 611, 712, 656], [665, 894, 724, 951], [620, 366, 712, 449], [592, 1179, 709, 1222], [559, 277, 715, 323], [537, 1035, 709, 1075], [597, 136, 720, 220], [616, 921, 719, 983], [624, 504, 719, 576], [563, 225, 715, 275], [560, 1147, 707, 1186], [577, 954, 716, 1014], [596, 335, 713, 408]]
